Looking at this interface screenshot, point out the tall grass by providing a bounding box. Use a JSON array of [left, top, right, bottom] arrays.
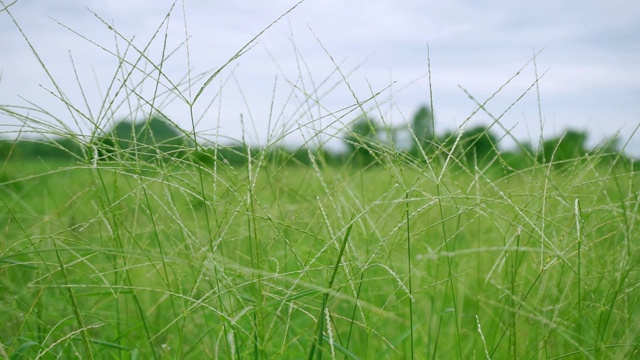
[[2, 3, 640, 359]]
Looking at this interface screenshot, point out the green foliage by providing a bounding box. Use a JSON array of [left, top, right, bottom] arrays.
[[2, 111, 636, 175], [410, 105, 435, 155], [0, 137, 83, 161], [540, 130, 588, 165], [500, 148, 536, 172], [342, 115, 382, 167], [189, 143, 259, 167], [94, 115, 190, 162], [439, 125, 500, 169]]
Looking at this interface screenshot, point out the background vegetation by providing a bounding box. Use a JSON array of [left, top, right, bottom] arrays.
[[1, 106, 635, 171]]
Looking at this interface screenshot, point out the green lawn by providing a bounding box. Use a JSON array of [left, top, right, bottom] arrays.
[[1, 155, 639, 359]]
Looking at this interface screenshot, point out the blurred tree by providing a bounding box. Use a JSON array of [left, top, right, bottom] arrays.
[[0, 137, 83, 161], [343, 115, 381, 167], [438, 125, 499, 169], [592, 134, 621, 164], [411, 105, 435, 156], [500, 142, 535, 172], [541, 130, 588, 165], [463, 126, 498, 163], [94, 115, 189, 162]]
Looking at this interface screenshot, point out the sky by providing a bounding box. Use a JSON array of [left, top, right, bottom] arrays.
[[1, 0, 639, 155]]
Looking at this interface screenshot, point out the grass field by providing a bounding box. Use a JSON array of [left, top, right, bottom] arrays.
[[1, 151, 639, 359], [2, 3, 640, 358]]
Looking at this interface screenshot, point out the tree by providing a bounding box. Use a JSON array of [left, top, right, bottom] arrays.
[[438, 125, 499, 169], [342, 115, 381, 167], [541, 130, 588, 165], [94, 115, 189, 162], [462, 126, 499, 164], [411, 105, 435, 156], [0, 137, 83, 161]]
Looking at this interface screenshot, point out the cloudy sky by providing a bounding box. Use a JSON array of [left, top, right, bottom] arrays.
[[1, 0, 639, 154]]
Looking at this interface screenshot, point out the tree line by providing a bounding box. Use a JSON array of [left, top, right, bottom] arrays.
[[0, 107, 635, 173]]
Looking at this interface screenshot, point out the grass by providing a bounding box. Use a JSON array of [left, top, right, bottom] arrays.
[[2, 2, 640, 359], [2, 158, 639, 359]]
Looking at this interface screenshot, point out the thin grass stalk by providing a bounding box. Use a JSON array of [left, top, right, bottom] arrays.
[[574, 199, 583, 356], [52, 239, 94, 360], [308, 216, 355, 360], [433, 179, 463, 359], [406, 191, 415, 359], [91, 168, 159, 360]]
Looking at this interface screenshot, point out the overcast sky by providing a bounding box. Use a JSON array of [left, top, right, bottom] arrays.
[[1, 0, 639, 155]]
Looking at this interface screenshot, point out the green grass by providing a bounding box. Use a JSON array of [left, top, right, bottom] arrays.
[[2, 3, 640, 359], [1, 156, 639, 359]]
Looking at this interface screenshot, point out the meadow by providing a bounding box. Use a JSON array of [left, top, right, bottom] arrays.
[[2, 3, 640, 359], [1, 150, 639, 359]]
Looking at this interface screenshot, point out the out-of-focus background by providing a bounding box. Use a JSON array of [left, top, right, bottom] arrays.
[[1, 0, 639, 154]]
